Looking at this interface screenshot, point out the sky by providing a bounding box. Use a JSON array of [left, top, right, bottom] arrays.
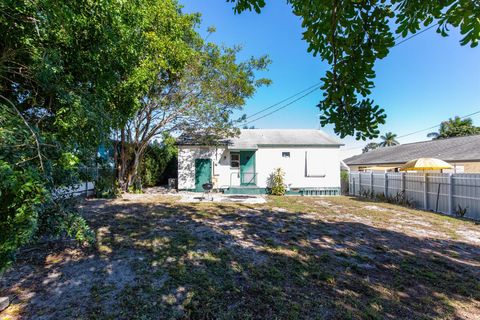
[[180, 0, 480, 159]]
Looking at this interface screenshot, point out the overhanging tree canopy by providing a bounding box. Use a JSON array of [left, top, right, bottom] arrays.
[[228, 0, 480, 140]]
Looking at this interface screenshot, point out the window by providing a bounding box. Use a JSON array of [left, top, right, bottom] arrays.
[[230, 152, 240, 168], [282, 152, 290, 158]]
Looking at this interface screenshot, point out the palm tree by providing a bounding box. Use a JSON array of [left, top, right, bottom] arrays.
[[427, 116, 479, 140], [379, 132, 399, 147]]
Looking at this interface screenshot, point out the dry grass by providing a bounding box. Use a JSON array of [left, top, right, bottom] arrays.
[[1, 195, 480, 319]]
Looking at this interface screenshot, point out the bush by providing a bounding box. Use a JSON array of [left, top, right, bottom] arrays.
[[139, 136, 178, 188], [269, 168, 286, 196], [340, 170, 349, 195], [0, 162, 46, 272], [94, 168, 120, 198], [37, 196, 95, 245]]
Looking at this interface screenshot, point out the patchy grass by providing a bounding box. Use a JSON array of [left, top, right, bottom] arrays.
[[1, 195, 480, 319]]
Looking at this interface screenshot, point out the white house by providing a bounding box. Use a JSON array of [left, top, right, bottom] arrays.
[[177, 129, 344, 195]]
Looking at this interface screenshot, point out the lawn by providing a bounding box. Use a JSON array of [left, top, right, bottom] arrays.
[[1, 194, 480, 319]]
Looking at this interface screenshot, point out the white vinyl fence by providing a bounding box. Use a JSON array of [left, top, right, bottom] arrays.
[[349, 172, 480, 221], [53, 182, 95, 198]]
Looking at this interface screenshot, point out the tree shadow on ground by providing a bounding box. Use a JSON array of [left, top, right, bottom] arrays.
[[1, 197, 480, 319]]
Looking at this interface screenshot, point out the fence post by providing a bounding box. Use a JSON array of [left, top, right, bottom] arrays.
[[401, 172, 406, 193], [448, 173, 453, 215], [359, 173, 362, 194], [423, 173, 428, 210], [384, 172, 388, 197], [370, 172, 374, 196]]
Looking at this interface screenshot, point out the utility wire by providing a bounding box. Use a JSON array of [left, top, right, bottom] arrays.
[[397, 110, 480, 139], [393, 23, 439, 47], [241, 23, 440, 126], [241, 87, 320, 126], [342, 109, 480, 150], [244, 82, 322, 120]]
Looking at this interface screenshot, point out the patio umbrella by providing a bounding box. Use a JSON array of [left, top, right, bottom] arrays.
[[399, 158, 453, 172], [399, 158, 453, 213]]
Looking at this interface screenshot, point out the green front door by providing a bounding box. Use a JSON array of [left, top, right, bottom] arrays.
[[195, 159, 212, 191], [240, 151, 256, 186]]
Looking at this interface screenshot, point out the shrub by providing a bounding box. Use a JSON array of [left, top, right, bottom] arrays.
[[94, 168, 120, 198], [340, 171, 349, 194], [0, 162, 46, 272], [37, 196, 95, 246], [455, 205, 468, 217], [139, 136, 178, 188], [269, 168, 286, 196]]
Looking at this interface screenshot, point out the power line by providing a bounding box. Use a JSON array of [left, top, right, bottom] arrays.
[[342, 109, 480, 150], [397, 110, 480, 139], [241, 87, 320, 126], [393, 23, 439, 48], [242, 23, 440, 126], [244, 82, 321, 120]]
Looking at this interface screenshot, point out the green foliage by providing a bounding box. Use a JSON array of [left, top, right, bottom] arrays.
[[340, 170, 349, 194], [362, 132, 399, 152], [0, 161, 46, 272], [362, 142, 379, 153], [37, 197, 95, 246], [140, 137, 178, 188], [269, 168, 286, 196], [229, 0, 480, 140], [359, 188, 414, 208], [427, 116, 480, 140], [94, 169, 120, 199], [379, 132, 399, 147], [117, 31, 270, 189], [0, 0, 203, 270], [455, 204, 468, 218], [0, 0, 269, 271]]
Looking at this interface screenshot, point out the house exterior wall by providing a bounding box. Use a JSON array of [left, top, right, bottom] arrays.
[[254, 146, 340, 188], [178, 145, 341, 190], [178, 146, 236, 190]]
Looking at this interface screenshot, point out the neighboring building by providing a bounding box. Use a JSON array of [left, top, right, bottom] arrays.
[[177, 129, 344, 194], [344, 135, 480, 173]]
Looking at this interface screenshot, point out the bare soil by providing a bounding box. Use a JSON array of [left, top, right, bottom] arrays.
[[1, 195, 479, 319]]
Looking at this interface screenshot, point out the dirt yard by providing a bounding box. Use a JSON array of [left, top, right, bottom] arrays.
[[1, 194, 480, 319]]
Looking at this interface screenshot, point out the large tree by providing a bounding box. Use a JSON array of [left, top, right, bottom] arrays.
[[427, 116, 480, 139], [117, 38, 270, 189], [0, 0, 204, 269], [228, 0, 480, 140]]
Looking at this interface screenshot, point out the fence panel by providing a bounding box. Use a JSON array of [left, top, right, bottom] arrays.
[[452, 174, 480, 220], [372, 173, 385, 195], [349, 172, 360, 196], [404, 173, 425, 209], [349, 171, 480, 221], [426, 173, 449, 214]]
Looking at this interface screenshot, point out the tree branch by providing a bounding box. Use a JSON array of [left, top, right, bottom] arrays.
[[0, 94, 44, 172]]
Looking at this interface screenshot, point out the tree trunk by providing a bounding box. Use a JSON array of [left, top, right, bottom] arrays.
[[126, 144, 147, 191], [113, 131, 119, 179], [119, 127, 127, 190]]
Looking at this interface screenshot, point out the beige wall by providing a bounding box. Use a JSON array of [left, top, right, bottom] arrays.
[[463, 162, 480, 173]]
